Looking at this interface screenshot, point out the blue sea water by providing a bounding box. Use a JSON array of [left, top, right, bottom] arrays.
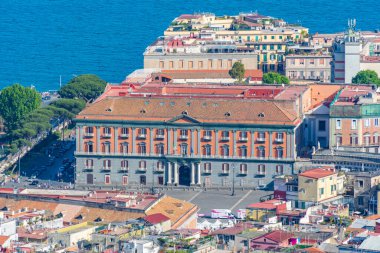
[[0, 0, 379, 91]]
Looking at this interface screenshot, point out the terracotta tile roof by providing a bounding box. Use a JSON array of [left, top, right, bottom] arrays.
[[260, 230, 293, 243], [76, 96, 299, 126], [299, 167, 336, 179], [146, 196, 198, 229], [0, 235, 10, 246], [247, 199, 286, 209], [142, 213, 170, 225], [212, 222, 253, 235], [303, 247, 325, 253]]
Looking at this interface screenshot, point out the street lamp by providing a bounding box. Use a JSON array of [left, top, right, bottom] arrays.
[[151, 162, 155, 195], [231, 163, 235, 196]]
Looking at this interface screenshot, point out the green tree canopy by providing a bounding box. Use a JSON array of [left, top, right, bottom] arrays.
[[58, 74, 107, 102], [229, 62, 245, 82], [9, 138, 31, 154], [352, 70, 380, 85], [0, 84, 41, 131], [50, 98, 86, 114], [262, 72, 290, 85]]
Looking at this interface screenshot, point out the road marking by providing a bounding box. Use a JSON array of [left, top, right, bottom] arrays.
[[230, 190, 252, 210], [188, 190, 203, 202]]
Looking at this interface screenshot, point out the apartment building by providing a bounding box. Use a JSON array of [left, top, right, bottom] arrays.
[[333, 20, 380, 83], [285, 54, 332, 83], [74, 94, 300, 189], [298, 167, 341, 209], [144, 37, 258, 72], [329, 86, 380, 152], [160, 13, 308, 74]]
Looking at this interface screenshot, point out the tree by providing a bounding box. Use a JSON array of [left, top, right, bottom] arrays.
[[262, 72, 290, 85], [58, 74, 107, 102], [0, 84, 41, 131], [229, 62, 245, 82], [352, 70, 380, 85], [50, 98, 86, 114], [9, 138, 32, 177]]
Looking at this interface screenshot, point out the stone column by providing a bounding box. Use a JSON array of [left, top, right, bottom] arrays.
[[233, 130, 237, 157], [167, 128, 172, 155], [96, 126, 100, 153], [174, 163, 179, 185], [191, 129, 195, 157], [114, 127, 119, 154], [197, 129, 201, 156], [167, 162, 172, 185], [79, 125, 83, 152], [131, 127, 136, 154], [215, 130, 219, 157], [269, 131, 273, 158], [173, 129, 178, 155], [149, 128, 153, 155], [191, 163, 195, 185], [197, 163, 201, 185], [251, 130, 255, 157]]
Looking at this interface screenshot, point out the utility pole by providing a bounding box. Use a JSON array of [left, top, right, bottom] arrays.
[[231, 163, 235, 196]]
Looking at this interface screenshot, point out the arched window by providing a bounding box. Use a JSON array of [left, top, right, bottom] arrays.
[[180, 143, 188, 156], [85, 141, 94, 153], [138, 142, 146, 154], [257, 146, 265, 158], [276, 147, 284, 158], [102, 142, 111, 153], [156, 143, 165, 155], [221, 145, 230, 157], [120, 142, 128, 154], [203, 144, 211, 156], [240, 145, 247, 157]]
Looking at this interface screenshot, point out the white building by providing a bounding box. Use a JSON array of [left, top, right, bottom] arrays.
[[333, 20, 380, 83], [121, 240, 160, 253]]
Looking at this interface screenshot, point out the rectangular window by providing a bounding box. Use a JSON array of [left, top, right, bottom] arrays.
[[240, 164, 247, 174], [159, 61, 164, 69], [204, 163, 211, 173], [336, 119, 342, 130], [122, 176, 128, 185], [105, 175, 111, 184], [299, 59, 305, 65], [352, 119, 357, 129], [121, 160, 128, 169], [319, 188, 324, 195], [218, 59, 223, 68], [358, 180, 364, 188], [375, 118, 379, 126], [228, 60, 233, 68], [179, 60, 184, 69], [85, 159, 93, 168], [188, 61, 194, 69], [364, 119, 370, 127], [222, 163, 230, 174], [169, 61, 174, 69], [310, 59, 315, 65], [276, 165, 283, 174], [319, 58, 325, 65], [318, 121, 326, 131], [103, 160, 111, 169], [258, 164, 265, 175], [198, 61, 203, 69]]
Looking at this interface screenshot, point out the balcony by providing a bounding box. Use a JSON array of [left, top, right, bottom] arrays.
[[119, 133, 129, 138], [256, 137, 266, 142], [275, 138, 283, 143], [84, 132, 94, 137], [203, 135, 212, 141], [221, 170, 230, 175], [119, 167, 129, 173], [203, 169, 212, 174], [102, 167, 111, 172], [239, 170, 248, 175], [221, 136, 230, 141], [137, 167, 147, 172], [83, 167, 93, 172], [239, 136, 248, 142], [179, 135, 188, 140], [155, 134, 165, 140], [137, 134, 146, 139], [102, 133, 111, 138], [154, 167, 164, 173]]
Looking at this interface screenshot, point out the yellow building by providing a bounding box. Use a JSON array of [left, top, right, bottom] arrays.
[[298, 167, 339, 209]]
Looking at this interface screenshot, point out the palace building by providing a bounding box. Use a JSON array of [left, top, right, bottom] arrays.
[[74, 81, 303, 189]]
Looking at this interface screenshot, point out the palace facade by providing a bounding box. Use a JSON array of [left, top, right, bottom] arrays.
[[75, 94, 301, 189]]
